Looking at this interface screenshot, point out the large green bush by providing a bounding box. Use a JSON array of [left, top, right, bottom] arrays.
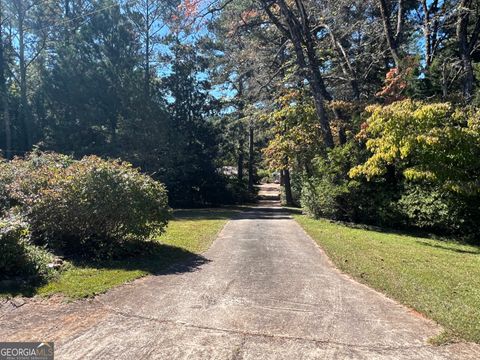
[[348, 100, 480, 237], [396, 183, 480, 235], [301, 177, 347, 219], [298, 101, 480, 236], [0, 152, 74, 211], [0, 160, 17, 215], [1, 152, 170, 259], [300, 143, 352, 219], [209, 177, 256, 205], [0, 215, 55, 281], [299, 141, 394, 224], [298, 139, 478, 234]]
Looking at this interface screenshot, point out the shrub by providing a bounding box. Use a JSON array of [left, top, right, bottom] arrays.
[[300, 144, 351, 219], [349, 100, 480, 237], [2, 152, 170, 259], [0, 152, 74, 212], [0, 214, 55, 281], [217, 178, 256, 205], [301, 177, 348, 219], [31, 156, 170, 258], [301, 141, 369, 220], [396, 184, 458, 231], [396, 183, 480, 236], [257, 169, 275, 183], [299, 140, 407, 228], [0, 161, 10, 215]]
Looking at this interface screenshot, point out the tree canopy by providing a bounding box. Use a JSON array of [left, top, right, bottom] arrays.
[[0, 0, 479, 236]]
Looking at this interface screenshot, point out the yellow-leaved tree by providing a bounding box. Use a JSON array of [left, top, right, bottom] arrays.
[[349, 100, 480, 195]]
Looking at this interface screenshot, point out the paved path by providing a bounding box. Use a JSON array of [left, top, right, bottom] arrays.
[[1, 186, 479, 359]]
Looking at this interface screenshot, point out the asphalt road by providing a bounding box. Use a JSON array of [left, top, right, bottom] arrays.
[[1, 186, 479, 359]]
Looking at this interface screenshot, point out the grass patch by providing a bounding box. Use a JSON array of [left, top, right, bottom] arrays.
[[37, 267, 146, 298], [1, 209, 235, 299], [161, 209, 235, 253], [294, 215, 480, 343]]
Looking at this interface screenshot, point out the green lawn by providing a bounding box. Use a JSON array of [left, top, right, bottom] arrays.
[[294, 215, 480, 344], [2, 209, 235, 299]]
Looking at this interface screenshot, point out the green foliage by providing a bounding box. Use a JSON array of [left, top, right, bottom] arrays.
[[341, 100, 480, 236], [0, 214, 55, 281], [301, 178, 346, 219], [1, 152, 170, 259], [300, 141, 386, 222], [2, 152, 75, 208], [224, 178, 257, 204], [300, 145, 351, 219], [262, 91, 324, 171], [0, 1, 223, 207], [157, 36, 224, 206], [396, 184, 459, 231], [298, 139, 477, 235], [289, 171, 303, 206], [0, 160, 12, 214], [350, 100, 480, 195], [256, 169, 273, 183], [396, 183, 480, 235]]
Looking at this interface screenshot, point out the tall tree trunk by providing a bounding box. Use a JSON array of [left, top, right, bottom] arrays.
[[441, 61, 448, 99], [421, 0, 441, 70], [2, 97, 10, 159], [377, 0, 405, 69], [145, 0, 150, 98], [17, 2, 31, 149], [460, 52, 474, 102], [237, 81, 246, 183], [0, 2, 11, 159], [310, 84, 334, 148], [263, 1, 334, 148], [456, 0, 479, 102], [248, 123, 254, 192], [294, 0, 335, 147], [283, 168, 293, 206], [422, 0, 432, 68], [237, 137, 244, 182], [457, 0, 473, 102]]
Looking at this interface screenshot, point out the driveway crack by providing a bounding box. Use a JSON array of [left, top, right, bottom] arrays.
[[95, 299, 438, 353]]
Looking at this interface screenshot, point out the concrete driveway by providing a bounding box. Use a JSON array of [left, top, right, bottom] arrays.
[[1, 194, 479, 359]]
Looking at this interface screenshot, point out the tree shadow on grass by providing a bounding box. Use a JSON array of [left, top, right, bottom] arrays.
[[417, 241, 480, 255], [0, 242, 210, 298], [329, 219, 448, 240], [325, 218, 480, 249], [85, 242, 211, 276], [172, 208, 240, 221]]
